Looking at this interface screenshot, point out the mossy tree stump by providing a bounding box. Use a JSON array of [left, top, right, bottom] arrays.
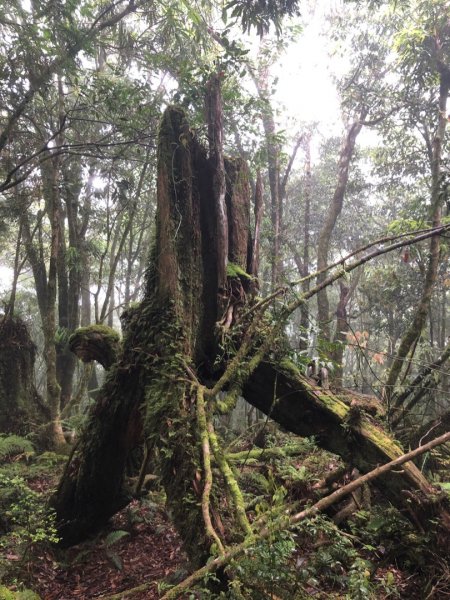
[[68, 324, 120, 370], [0, 315, 48, 436], [52, 103, 450, 564]]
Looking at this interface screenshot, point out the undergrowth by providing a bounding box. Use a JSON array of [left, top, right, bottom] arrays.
[[0, 447, 66, 595], [0, 427, 446, 599]]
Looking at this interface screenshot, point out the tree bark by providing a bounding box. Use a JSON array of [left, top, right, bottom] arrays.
[[331, 271, 361, 386], [0, 315, 48, 435], [300, 133, 312, 351], [42, 159, 67, 448], [206, 73, 229, 316], [254, 60, 282, 289]]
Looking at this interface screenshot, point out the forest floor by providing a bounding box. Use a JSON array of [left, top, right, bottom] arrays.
[[2, 459, 189, 600], [30, 499, 188, 599], [1, 444, 444, 599]]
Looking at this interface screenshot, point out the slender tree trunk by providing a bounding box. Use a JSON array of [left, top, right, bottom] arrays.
[[254, 60, 282, 289], [80, 169, 96, 327], [249, 170, 263, 279], [300, 134, 312, 350], [206, 73, 228, 315], [316, 111, 366, 340], [57, 156, 82, 409], [43, 160, 66, 448], [391, 336, 450, 428], [332, 271, 361, 386], [5, 208, 24, 318]]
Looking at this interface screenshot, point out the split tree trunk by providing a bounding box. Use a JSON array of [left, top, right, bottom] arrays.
[[52, 105, 450, 563]]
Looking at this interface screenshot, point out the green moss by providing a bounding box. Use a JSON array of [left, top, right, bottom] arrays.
[[68, 325, 121, 369], [227, 262, 253, 280], [360, 421, 404, 460], [139, 302, 211, 566], [278, 358, 349, 420], [0, 586, 40, 599], [68, 324, 120, 345]]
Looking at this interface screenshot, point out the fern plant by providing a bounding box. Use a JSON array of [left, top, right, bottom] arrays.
[[103, 530, 130, 571], [0, 435, 34, 462]]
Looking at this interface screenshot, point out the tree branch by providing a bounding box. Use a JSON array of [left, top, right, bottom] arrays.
[[0, 0, 145, 154]]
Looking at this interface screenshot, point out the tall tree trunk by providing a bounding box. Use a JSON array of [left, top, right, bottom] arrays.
[[255, 61, 281, 289], [206, 73, 228, 315], [56, 149, 82, 410], [249, 170, 263, 279], [42, 159, 66, 448], [80, 169, 96, 328], [332, 271, 361, 387], [316, 111, 366, 340], [5, 205, 24, 318], [300, 133, 312, 351]]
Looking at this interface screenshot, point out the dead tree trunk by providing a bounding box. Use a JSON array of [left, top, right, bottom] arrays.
[[51, 105, 450, 564], [51, 100, 253, 563]]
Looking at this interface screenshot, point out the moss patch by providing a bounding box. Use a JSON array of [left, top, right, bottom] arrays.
[[68, 325, 121, 369]]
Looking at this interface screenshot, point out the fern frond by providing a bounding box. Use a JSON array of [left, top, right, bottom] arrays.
[[0, 435, 35, 461], [104, 529, 129, 547]]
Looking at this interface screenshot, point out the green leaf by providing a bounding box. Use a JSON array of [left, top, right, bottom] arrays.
[[107, 550, 123, 571], [104, 529, 129, 547]]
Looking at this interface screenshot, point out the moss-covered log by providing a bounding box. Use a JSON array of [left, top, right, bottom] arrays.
[[52, 103, 450, 566], [243, 360, 450, 530]]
